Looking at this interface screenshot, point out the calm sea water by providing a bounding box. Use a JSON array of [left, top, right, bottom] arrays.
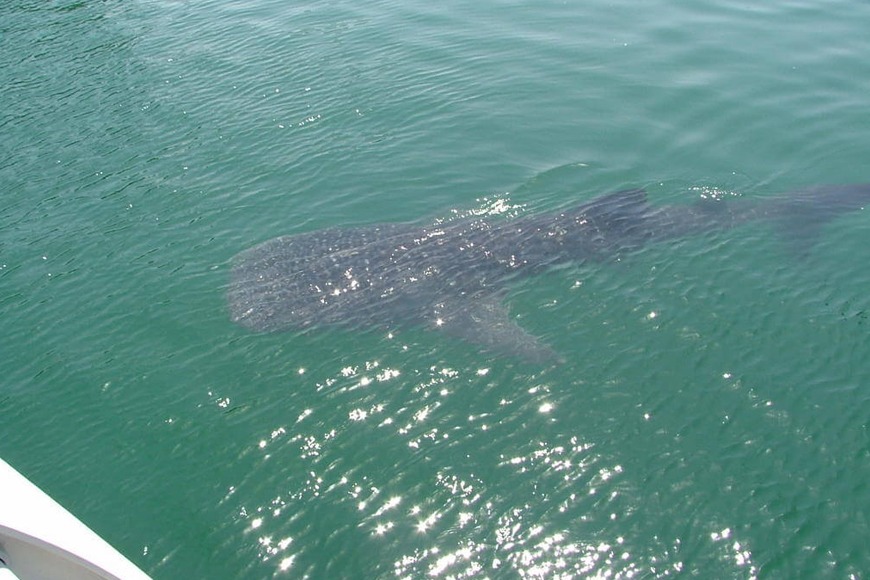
[[3, 0, 870, 577]]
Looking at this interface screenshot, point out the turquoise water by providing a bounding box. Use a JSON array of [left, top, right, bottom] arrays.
[[3, 0, 870, 577]]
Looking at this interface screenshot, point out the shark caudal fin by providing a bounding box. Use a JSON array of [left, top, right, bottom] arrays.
[[767, 184, 870, 256]]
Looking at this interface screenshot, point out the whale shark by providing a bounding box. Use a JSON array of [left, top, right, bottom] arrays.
[[227, 184, 870, 361]]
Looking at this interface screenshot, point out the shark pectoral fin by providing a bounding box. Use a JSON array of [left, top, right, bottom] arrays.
[[431, 295, 561, 364], [773, 220, 826, 260]]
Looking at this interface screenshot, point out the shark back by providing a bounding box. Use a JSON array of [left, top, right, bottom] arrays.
[[227, 223, 422, 333], [226, 183, 870, 362]]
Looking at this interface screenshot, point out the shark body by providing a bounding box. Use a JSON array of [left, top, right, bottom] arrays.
[[227, 184, 870, 361]]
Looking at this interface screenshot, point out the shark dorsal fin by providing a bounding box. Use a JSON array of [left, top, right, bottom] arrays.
[[574, 188, 651, 240], [584, 188, 648, 213], [580, 188, 649, 224]]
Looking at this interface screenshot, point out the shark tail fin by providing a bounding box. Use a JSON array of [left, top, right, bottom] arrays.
[[770, 184, 870, 257]]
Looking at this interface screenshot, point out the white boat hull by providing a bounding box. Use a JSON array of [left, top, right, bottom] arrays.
[[0, 458, 151, 580]]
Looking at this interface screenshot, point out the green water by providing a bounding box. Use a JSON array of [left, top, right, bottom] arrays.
[[3, 0, 870, 577]]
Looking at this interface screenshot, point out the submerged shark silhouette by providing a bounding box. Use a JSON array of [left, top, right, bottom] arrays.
[[227, 184, 870, 362]]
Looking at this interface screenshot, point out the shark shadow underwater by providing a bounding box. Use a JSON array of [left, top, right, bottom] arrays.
[[227, 184, 870, 362]]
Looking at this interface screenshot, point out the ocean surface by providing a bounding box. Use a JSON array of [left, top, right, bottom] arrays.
[[3, 0, 870, 577]]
